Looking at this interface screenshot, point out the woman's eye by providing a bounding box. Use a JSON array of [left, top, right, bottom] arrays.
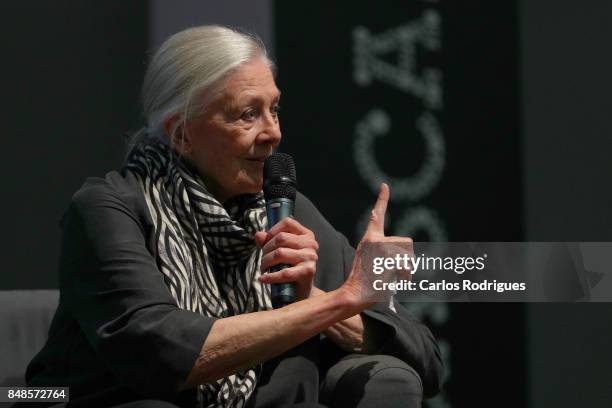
[[240, 109, 257, 121]]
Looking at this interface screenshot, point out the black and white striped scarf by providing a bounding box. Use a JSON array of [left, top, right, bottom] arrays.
[[124, 137, 272, 408]]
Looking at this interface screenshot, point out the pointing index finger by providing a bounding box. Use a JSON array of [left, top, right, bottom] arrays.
[[365, 183, 389, 237]]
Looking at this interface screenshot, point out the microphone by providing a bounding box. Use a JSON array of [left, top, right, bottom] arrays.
[[263, 153, 297, 308]]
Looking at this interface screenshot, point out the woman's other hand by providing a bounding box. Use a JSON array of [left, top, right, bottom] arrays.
[[255, 218, 319, 300]]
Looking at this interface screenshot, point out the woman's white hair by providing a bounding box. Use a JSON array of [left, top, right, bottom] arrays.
[[126, 25, 274, 157]]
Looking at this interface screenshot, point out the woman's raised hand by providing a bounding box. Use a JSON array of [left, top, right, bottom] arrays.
[[342, 183, 414, 308]]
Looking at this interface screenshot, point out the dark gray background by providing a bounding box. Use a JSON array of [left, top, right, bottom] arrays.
[[1, 1, 147, 289], [521, 1, 612, 406]]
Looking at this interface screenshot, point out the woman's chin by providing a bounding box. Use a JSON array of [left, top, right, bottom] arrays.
[[221, 169, 264, 199], [243, 171, 264, 191], [234, 175, 263, 196]]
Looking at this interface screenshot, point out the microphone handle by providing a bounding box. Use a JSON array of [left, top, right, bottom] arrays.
[[266, 198, 295, 308], [270, 264, 294, 308]]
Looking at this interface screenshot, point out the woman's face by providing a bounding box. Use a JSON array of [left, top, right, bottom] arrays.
[[185, 57, 281, 203]]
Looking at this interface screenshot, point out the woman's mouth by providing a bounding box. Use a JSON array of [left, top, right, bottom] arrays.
[[245, 157, 266, 167]]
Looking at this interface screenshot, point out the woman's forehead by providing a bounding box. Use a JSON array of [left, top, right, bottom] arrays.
[[222, 59, 280, 101]]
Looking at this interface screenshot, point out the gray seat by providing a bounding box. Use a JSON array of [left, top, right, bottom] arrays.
[[0, 290, 59, 386]]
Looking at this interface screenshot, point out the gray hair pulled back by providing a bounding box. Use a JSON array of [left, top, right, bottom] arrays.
[[127, 25, 273, 157]]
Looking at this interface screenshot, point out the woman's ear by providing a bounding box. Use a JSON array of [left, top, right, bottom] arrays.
[[163, 113, 192, 156]]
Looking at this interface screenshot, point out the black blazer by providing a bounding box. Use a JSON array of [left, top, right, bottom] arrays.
[[25, 169, 443, 407]]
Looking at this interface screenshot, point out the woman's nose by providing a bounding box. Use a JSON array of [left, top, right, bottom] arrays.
[[257, 113, 281, 144]]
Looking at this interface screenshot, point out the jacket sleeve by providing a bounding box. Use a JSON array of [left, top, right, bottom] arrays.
[[339, 233, 444, 397], [59, 179, 216, 398]]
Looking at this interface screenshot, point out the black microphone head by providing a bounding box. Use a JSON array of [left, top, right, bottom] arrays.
[[263, 153, 297, 201]]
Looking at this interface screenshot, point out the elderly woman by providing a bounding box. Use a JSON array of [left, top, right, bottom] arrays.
[[25, 26, 443, 408]]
